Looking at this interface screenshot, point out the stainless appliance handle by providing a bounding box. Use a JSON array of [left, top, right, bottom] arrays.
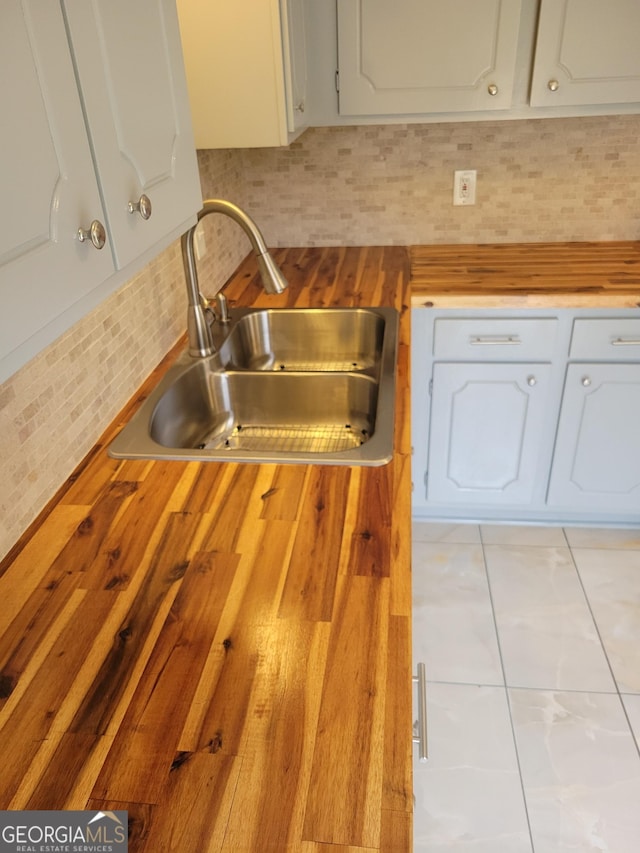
[[413, 662, 428, 762]]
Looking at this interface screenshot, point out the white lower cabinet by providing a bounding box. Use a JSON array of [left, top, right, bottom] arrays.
[[412, 308, 640, 523], [428, 362, 552, 505], [547, 363, 640, 511]]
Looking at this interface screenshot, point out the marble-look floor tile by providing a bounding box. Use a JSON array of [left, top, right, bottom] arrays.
[[621, 694, 640, 748], [480, 524, 568, 547], [413, 521, 481, 544], [564, 526, 640, 550], [573, 548, 640, 693], [413, 683, 532, 852], [485, 546, 615, 691], [510, 689, 640, 853], [412, 542, 503, 685]]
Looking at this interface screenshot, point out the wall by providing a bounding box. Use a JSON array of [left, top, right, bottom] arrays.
[[2, 113, 640, 561], [231, 115, 640, 247]]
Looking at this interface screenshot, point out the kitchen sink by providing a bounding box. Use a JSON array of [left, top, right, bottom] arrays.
[[108, 306, 398, 466], [219, 307, 384, 372]]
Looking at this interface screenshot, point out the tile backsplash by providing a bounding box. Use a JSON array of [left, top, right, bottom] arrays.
[[2, 114, 640, 560], [232, 115, 640, 246]]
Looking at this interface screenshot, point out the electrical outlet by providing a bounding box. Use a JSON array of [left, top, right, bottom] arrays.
[[453, 170, 477, 206]]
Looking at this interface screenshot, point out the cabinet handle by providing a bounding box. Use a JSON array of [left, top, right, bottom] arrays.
[[487, 83, 498, 96], [611, 337, 640, 346], [548, 79, 560, 92], [582, 376, 592, 387], [128, 193, 152, 220], [469, 335, 521, 345], [77, 220, 106, 250], [412, 662, 428, 763], [527, 375, 537, 386]]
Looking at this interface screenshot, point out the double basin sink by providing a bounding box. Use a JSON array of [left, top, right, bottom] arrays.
[[109, 306, 399, 466]]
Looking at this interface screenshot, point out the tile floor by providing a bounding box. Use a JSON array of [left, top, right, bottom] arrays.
[[412, 522, 640, 852]]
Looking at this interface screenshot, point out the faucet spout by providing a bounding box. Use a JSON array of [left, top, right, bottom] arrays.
[[181, 199, 288, 357]]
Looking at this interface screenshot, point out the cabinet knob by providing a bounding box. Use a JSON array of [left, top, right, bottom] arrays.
[[547, 79, 560, 92], [128, 194, 152, 220], [487, 83, 499, 96], [527, 375, 537, 386], [77, 220, 106, 250], [581, 376, 592, 387], [295, 101, 305, 113]]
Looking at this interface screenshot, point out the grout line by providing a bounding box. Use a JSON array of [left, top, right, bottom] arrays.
[[480, 536, 537, 853], [567, 536, 640, 763]]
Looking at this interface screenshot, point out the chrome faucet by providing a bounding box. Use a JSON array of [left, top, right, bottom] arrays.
[[181, 199, 288, 357]]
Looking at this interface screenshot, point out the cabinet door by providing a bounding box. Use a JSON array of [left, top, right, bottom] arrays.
[[337, 0, 522, 115], [0, 0, 114, 383], [547, 364, 640, 511], [62, 0, 201, 269], [427, 362, 552, 505], [281, 0, 309, 133], [531, 0, 640, 107]]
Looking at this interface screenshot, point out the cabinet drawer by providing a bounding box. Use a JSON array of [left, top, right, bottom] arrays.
[[433, 318, 558, 360], [570, 319, 640, 360]]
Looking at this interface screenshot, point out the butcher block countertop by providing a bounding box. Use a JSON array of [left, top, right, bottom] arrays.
[[0, 247, 413, 852], [411, 241, 640, 308]]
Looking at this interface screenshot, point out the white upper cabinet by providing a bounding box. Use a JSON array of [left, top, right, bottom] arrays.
[[0, 0, 115, 382], [0, 0, 201, 384], [530, 0, 640, 107], [336, 0, 523, 115], [63, 0, 202, 269], [176, 0, 309, 148]]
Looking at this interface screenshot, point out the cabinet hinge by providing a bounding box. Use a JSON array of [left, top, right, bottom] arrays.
[[428, 378, 433, 395], [335, 70, 340, 93]]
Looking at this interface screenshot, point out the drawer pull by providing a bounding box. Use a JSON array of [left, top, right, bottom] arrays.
[[611, 337, 640, 346], [412, 662, 428, 763], [470, 335, 521, 345]]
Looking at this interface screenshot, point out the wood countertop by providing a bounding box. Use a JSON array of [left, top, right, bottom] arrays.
[[0, 247, 413, 852], [411, 241, 640, 308]]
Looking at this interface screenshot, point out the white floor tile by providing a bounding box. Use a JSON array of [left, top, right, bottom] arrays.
[[621, 694, 640, 748], [510, 689, 640, 853], [412, 542, 503, 685], [573, 548, 640, 693], [480, 524, 568, 547], [413, 683, 532, 852], [413, 521, 481, 544], [485, 545, 615, 691], [564, 527, 640, 550]]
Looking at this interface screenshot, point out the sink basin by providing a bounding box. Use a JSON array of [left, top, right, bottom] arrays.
[[108, 306, 398, 466], [219, 307, 384, 372]]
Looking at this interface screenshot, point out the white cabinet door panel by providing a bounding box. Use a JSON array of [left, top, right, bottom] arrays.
[[427, 362, 552, 505], [337, 0, 522, 115], [0, 0, 114, 381], [531, 0, 640, 107], [63, 0, 201, 269], [547, 364, 640, 510]]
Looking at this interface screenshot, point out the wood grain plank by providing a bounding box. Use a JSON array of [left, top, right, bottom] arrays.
[[410, 241, 640, 307], [259, 464, 309, 521], [89, 550, 239, 804], [347, 464, 393, 578], [179, 518, 296, 756], [278, 466, 351, 621], [221, 619, 329, 851], [303, 575, 390, 848]]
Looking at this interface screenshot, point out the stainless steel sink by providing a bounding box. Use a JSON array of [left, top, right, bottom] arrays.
[[219, 307, 384, 372], [108, 306, 398, 466]]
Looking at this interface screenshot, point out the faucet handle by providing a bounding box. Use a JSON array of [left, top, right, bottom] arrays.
[[215, 292, 230, 324]]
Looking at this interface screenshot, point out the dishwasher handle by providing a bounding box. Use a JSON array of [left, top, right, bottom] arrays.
[[413, 662, 428, 762]]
